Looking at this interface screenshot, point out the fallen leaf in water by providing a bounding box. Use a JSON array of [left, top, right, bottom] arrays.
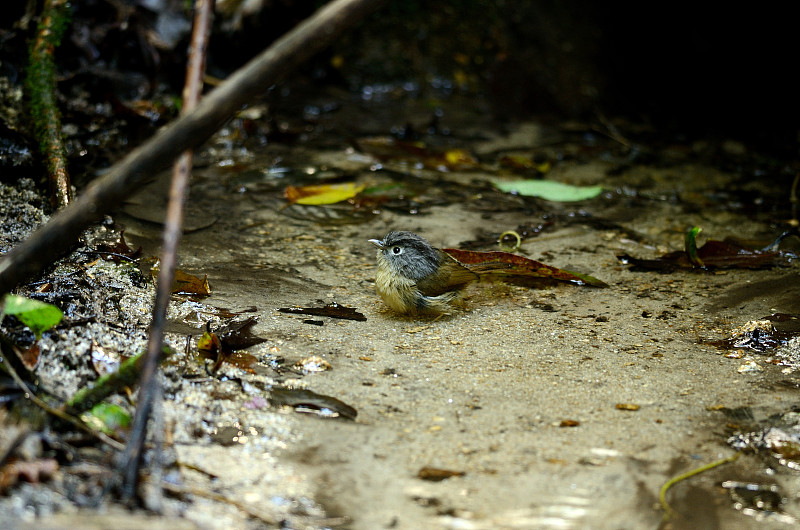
[[355, 136, 479, 171], [442, 248, 607, 287], [284, 182, 365, 205], [618, 229, 789, 271], [417, 467, 465, 481], [215, 316, 267, 351], [93, 231, 142, 262], [197, 317, 266, 373], [278, 302, 367, 321], [493, 179, 603, 201], [615, 403, 640, 411], [269, 387, 357, 420], [197, 330, 223, 356], [441, 148, 479, 170], [500, 154, 551, 171], [169, 270, 210, 296]]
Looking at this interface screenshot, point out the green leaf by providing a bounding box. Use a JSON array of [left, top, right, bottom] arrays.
[[3, 294, 63, 339], [81, 402, 131, 435], [684, 226, 705, 267], [493, 179, 603, 202]]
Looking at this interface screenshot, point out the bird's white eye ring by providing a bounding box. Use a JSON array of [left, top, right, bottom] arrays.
[[392, 246, 402, 254]]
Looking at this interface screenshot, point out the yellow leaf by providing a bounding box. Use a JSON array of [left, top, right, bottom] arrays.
[[172, 270, 210, 296], [284, 183, 365, 205], [442, 149, 478, 168]]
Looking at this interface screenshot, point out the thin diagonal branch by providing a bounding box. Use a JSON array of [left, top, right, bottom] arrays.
[[118, 0, 214, 502], [0, 0, 385, 293]]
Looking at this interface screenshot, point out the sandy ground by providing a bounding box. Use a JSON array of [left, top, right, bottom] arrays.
[[4, 111, 799, 529], [125, 116, 800, 529]]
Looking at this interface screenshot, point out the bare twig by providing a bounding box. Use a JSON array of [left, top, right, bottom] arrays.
[[790, 172, 799, 227], [118, 0, 214, 502], [26, 0, 73, 208], [0, 0, 385, 293], [161, 482, 282, 526]]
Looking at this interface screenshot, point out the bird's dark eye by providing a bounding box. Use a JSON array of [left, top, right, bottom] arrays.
[[392, 246, 402, 254]]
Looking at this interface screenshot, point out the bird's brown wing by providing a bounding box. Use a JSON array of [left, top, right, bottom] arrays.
[[415, 250, 479, 297], [462, 261, 516, 275]]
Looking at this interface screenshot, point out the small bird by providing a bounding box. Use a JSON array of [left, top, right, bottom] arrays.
[[369, 231, 484, 314]]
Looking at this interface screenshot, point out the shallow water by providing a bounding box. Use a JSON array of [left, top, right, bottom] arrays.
[[10, 87, 800, 528]]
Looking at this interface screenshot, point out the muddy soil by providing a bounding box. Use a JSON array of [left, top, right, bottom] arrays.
[[4, 93, 800, 529]]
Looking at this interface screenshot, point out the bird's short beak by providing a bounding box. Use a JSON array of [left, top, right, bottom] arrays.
[[368, 238, 384, 249]]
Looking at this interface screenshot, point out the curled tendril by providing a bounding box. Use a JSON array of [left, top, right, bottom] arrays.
[[497, 230, 522, 252]]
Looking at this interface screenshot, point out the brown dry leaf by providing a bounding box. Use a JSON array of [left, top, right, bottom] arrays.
[[172, 270, 210, 296], [417, 467, 465, 481], [443, 248, 607, 287], [0, 459, 58, 493], [618, 238, 788, 271]]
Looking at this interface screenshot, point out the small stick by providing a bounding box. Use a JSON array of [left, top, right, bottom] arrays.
[[118, 0, 214, 502]]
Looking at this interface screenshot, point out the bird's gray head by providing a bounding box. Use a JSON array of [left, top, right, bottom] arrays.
[[369, 231, 440, 281]]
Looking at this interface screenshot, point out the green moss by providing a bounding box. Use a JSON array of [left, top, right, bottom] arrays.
[[24, 0, 73, 177]]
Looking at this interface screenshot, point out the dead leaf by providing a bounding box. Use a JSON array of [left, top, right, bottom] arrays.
[[269, 387, 357, 420], [442, 248, 607, 287], [355, 136, 479, 171], [197, 317, 266, 373], [417, 467, 465, 481], [171, 270, 210, 296], [619, 238, 789, 271], [278, 302, 367, 321]]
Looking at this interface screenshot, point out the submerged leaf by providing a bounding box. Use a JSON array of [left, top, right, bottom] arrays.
[[619, 235, 789, 271], [441, 148, 479, 170], [493, 179, 603, 201], [94, 231, 142, 262], [269, 387, 357, 420], [278, 302, 367, 321], [171, 270, 211, 296], [417, 467, 465, 481], [498, 154, 551, 174], [442, 248, 607, 287], [355, 136, 479, 171], [198, 317, 266, 373], [284, 182, 365, 205], [215, 316, 267, 351], [2, 294, 63, 339]]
